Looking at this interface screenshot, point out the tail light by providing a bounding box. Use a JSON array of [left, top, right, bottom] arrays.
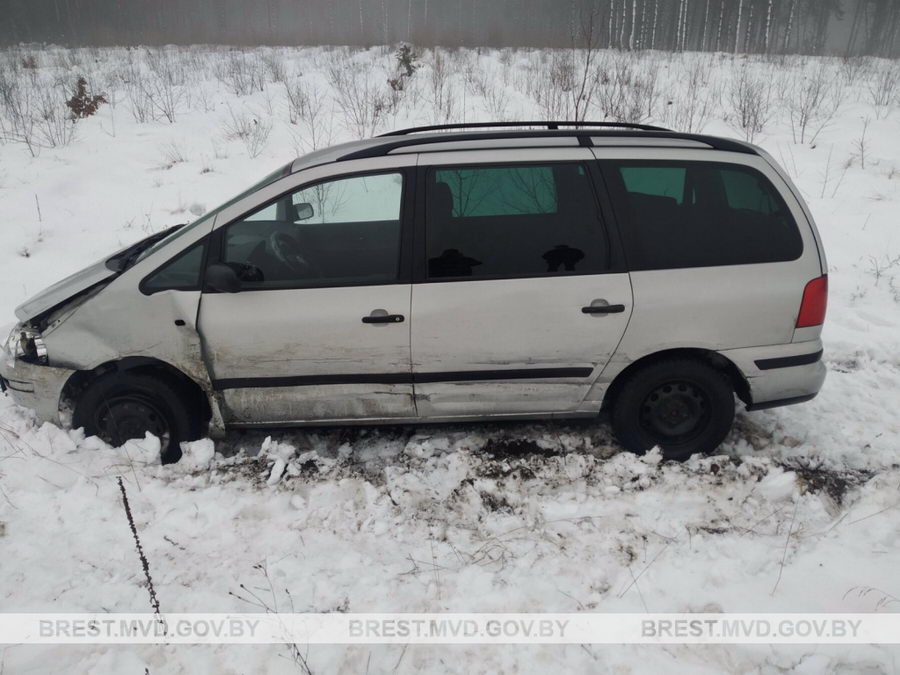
[[795, 275, 828, 328]]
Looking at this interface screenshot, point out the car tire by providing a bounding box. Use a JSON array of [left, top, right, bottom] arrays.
[[73, 372, 198, 464], [610, 358, 735, 461]]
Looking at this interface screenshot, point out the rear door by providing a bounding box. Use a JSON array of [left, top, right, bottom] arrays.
[[197, 163, 417, 425], [594, 150, 817, 357], [410, 149, 633, 418]]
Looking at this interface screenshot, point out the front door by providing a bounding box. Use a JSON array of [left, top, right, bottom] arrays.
[[411, 152, 633, 418], [198, 169, 416, 424]]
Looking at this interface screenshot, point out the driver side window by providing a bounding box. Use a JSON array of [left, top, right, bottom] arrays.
[[221, 172, 404, 290]]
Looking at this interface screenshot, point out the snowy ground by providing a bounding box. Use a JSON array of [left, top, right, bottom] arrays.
[[1, 45, 899, 673]]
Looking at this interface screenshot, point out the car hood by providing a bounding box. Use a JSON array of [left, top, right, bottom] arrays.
[[15, 258, 116, 322]]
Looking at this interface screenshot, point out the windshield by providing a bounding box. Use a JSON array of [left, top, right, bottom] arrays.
[[126, 162, 293, 268]]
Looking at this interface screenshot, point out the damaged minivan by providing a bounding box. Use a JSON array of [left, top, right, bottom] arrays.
[[1, 122, 827, 463]]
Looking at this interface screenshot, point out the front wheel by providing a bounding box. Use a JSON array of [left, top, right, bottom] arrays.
[[73, 373, 197, 464], [610, 358, 735, 461]]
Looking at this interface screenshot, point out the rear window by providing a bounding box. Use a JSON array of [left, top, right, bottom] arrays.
[[607, 161, 803, 270]]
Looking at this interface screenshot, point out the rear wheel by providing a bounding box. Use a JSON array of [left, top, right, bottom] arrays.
[[610, 358, 735, 461], [73, 373, 197, 464]]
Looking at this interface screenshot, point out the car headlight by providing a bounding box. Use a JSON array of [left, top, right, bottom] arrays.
[[7, 325, 48, 365]]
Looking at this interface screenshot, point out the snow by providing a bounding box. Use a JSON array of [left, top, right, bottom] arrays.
[[1, 45, 900, 672]]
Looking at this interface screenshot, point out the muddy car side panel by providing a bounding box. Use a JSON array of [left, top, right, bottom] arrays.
[[198, 154, 418, 424]]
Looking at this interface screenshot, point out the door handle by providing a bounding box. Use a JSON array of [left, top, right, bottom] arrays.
[[362, 312, 405, 324], [582, 303, 625, 314]]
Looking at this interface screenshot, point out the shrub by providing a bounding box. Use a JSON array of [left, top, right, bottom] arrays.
[[66, 77, 106, 119], [395, 43, 419, 78], [727, 64, 773, 142], [222, 106, 272, 158]]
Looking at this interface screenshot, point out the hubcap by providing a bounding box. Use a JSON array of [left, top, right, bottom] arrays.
[[93, 395, 170, 447], [639, 380, 710, 443]]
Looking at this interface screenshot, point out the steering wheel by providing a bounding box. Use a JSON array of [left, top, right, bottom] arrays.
[[268, 231, 321, 279]]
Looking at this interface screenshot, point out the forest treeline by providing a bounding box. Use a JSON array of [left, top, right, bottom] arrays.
[[2, 0, 898, 57]]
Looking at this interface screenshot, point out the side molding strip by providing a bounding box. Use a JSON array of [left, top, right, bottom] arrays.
[[754, 350, 823, 371], [212, 367, 594, 391]]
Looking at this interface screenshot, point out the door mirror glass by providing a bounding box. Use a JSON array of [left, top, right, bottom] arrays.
[[292, 202, 314, 221], [205, 263, 242, 293]]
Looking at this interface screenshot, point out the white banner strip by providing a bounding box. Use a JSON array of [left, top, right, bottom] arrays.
[[1, 613, 898, 645]]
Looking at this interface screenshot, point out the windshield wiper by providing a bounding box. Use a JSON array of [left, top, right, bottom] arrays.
[[106, 224, 184, 272]]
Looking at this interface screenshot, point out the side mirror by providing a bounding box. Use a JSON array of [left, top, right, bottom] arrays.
[[293, 202, 314, 222], [205, 263, 241, 293]]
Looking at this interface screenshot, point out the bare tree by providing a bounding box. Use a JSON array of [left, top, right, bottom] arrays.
[[284, 78, 333, 153], [526, 51, 573, 120], [867, 60, 900, 118], [328, 57, 390, 138], [428, 48, 456, 124], [222, 105, 272, 158], [568, 6, 603, 122], [662, 55, 717, 132], [0, 64, 40, 156], [727, 62, 773, 142], [787, 61, 843, 144], [734, 0, 744, 53], [215, 50, 267, 97], [853, 116, 870, 169], [596, 52, 659, 123]]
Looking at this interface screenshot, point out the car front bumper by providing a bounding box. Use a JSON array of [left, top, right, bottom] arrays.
[[0, 351, 74, 425]]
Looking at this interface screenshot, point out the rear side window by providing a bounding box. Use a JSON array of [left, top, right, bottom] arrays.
[[620, 167, 686, 204], [425, 163, 608, 279], [606, 161, 803, 270]]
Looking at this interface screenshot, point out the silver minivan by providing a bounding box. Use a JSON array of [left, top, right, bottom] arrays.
[[1, 122, 827, 462]]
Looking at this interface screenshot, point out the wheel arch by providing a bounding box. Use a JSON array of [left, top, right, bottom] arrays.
[[601, 348, 751, 411], [61, 356, 212, 433]]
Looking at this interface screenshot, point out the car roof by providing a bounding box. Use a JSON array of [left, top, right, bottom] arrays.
[[290, 122, 761, 174]]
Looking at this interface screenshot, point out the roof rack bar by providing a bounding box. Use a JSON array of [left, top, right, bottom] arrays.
[[339, 129, 758, 162], [379, 120, 671, 136]]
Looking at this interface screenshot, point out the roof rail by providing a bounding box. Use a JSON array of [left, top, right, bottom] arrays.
[[379, 120, 671, 136]]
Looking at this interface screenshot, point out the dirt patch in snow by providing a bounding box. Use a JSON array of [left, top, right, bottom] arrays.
[[781, 461, 875, 504]]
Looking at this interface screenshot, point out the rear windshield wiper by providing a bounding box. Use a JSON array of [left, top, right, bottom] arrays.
[[106, 224, 184, 272]]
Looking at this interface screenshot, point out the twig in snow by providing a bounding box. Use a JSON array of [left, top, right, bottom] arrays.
[[431, 540, 442, 603], [740, 503, 788, 535], [231, 563, 313, 674], [842, 586, 900, 611], [392, 644, 409, 671], [617, 541, 670, 600], [627, 566, 649, 612], [770, 499, 800, 596], [117, 476, 163, 627], [846, 500, 900, 526]]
